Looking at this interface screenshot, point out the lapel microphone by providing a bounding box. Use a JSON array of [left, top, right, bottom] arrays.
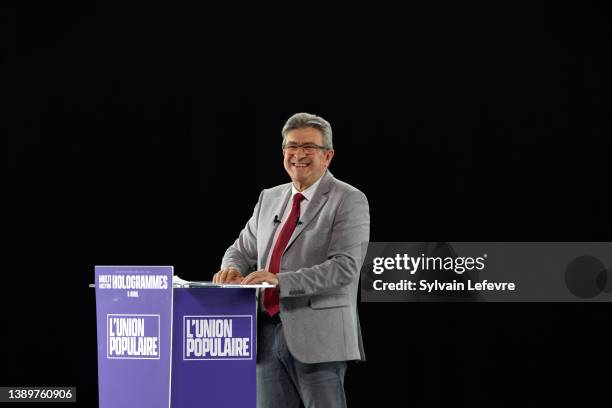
[[274, 215, 302, 225]]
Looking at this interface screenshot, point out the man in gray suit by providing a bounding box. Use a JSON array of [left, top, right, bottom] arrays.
[[213, 112, 369, 408]]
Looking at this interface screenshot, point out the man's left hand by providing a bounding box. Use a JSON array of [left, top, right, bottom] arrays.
[[242, 270, 279, 286]]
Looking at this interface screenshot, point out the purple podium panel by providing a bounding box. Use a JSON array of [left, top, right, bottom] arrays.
[[95, 266, 173, 408], [171, 287, 257, 408]]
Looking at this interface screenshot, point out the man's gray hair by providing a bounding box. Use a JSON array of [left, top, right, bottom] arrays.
[[281, 113, 333, 150]]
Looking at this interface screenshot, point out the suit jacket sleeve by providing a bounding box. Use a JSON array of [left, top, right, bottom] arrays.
[[278, 189, 370, 297], [220, 190, 263, 275]]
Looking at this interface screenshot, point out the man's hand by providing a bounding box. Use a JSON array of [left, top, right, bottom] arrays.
[[213, 267, 244, 284], [242, 270, 279, 286]]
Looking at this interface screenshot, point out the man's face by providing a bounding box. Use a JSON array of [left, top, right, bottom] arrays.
[[283, 127, 334, 191]]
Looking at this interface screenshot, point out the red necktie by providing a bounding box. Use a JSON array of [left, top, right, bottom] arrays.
[[264, 192, 305, 317]]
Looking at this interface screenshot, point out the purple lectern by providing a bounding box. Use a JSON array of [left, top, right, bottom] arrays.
[[94, 266, 261, 408]]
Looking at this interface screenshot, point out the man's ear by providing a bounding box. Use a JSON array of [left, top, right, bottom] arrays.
[[325, 149, 335, 166]]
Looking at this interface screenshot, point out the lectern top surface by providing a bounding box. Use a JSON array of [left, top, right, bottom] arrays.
[[173, 281, 275, 289]]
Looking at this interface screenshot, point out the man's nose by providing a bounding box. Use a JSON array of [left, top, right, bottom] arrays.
[[295, 148, 307, 159]]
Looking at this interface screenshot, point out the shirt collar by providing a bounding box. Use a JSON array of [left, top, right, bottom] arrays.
[[291, 170, 325, 201]]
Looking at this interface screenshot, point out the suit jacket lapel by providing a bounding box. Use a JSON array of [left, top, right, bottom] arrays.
[[284, 171, 333, 252], [259, 185, 292, 268]]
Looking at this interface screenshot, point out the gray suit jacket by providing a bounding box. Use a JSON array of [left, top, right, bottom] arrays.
[[221, 170, 369, 363]]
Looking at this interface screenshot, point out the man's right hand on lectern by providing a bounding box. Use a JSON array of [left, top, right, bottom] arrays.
[[212, 267, 244, 284]]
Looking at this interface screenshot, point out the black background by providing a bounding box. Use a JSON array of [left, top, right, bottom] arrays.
[[4, 2, 611, 407]]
